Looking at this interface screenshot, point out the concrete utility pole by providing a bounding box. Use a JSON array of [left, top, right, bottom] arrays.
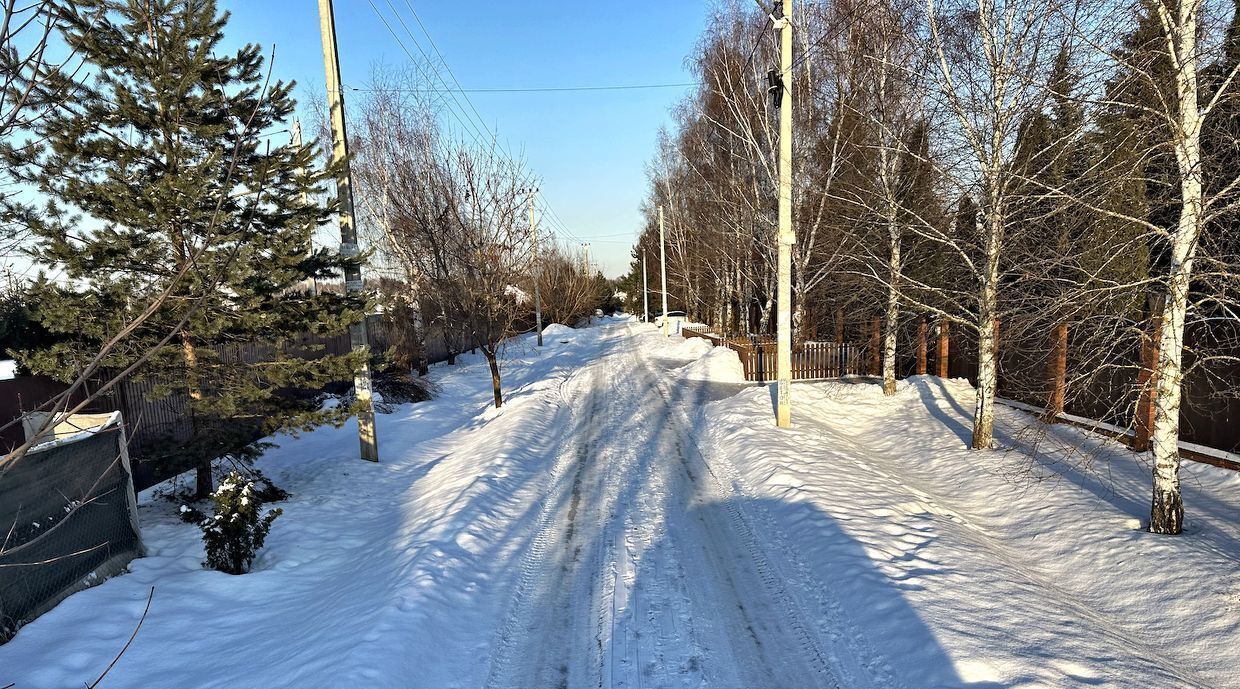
[[774, 0, 794, 428], [528, 191, 543, 347], [581, 242, 593, 324], [642, 249, 650, 323], [318, 0, 378, 461], [659, 205, 669, 336]]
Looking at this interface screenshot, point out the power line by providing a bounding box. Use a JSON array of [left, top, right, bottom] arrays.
[[342, 82, 695, 94], [398, 0, 504, 156], [746, 14, 774, 67], [538, 200, 581, 242], [537, 201, 579, 242], [367, 1, 589, 251], [363, 0, 492, 146]]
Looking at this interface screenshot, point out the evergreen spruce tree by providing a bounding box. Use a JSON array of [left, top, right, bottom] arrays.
[[1202, 0, 1240, 262], [1098, 0, 1179, 271], [1008, 49, 1097, 306], [9, 0, 367, 498]]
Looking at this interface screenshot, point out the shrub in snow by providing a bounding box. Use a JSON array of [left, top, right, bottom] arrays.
[[200, 471, 282, 575]]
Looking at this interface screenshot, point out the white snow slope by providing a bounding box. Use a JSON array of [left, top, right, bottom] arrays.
[[1, 318, 1237, 688]]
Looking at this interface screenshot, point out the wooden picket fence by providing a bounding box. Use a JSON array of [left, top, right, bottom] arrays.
[[682, 328, 868, 382]]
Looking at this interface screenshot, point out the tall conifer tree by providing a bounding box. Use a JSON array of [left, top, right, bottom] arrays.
[[10, 0, 367, 498]]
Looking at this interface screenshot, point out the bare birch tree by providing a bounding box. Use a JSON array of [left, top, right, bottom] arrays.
[[921, 0, 1074, 448]]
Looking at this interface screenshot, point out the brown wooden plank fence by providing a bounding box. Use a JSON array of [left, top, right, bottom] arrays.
[[682, 328, 868, 382]]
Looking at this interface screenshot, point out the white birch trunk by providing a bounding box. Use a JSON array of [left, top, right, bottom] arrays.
[[972, 210, 1000, 450], [792, 280, 806, 343], [883, 226, 901, 395], [1149, 0, 1205, 534]]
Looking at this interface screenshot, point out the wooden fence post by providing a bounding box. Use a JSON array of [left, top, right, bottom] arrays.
[[869, 315, 881, 376], [1045, 321, 1069, 422], [1134, 297, 1163, 452], [916, 316, 928, 375], [936, 319, 950, 378]]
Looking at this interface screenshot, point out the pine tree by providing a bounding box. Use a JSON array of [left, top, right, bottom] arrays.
[[9, 0, 368, 498]]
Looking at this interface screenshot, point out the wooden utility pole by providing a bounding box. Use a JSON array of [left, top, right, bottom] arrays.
[[642, 249, 650, 324], [659, 205, 669, 336], [318, 0, 378, 462], [528, 191, 543, 347], [775, 0, 794, 428]]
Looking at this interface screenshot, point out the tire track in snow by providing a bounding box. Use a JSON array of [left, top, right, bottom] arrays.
[[485, 333, 642, 689], [486, 323, 856, 688], [483, 361, 610, 689], [627, 339, 849, 689]]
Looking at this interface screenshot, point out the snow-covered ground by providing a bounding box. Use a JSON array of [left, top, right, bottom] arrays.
[[1, 318, 1237, 688]]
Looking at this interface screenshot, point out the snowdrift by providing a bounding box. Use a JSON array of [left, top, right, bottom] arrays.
[[679, 346, 745, 384], [541, 323, 576, 340], [675, 336, 713, 358]]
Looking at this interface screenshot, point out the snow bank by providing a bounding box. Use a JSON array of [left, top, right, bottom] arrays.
[[541, 323, 575, 340], [679, 346, 745, 383], [0, 359, 15, 380], [676, 336, 713, 358], [693, 373, 1240, 688]]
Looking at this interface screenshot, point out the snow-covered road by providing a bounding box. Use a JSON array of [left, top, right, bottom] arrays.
[[483, 326, 848, 688], [2, 317, 1238, 689]]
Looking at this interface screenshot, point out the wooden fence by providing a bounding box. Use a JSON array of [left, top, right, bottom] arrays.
[[1, 316, 484, 489], [682, 328, 868, 382]]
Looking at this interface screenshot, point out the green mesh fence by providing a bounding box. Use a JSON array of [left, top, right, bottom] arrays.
[[0, 415, 144, 643]]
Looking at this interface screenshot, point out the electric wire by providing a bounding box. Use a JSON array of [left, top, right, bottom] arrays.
[[380, 0, 586, 233], [342, 82, 695, 94], [369, 1, 652, 263], [363, 0, 492, 147]]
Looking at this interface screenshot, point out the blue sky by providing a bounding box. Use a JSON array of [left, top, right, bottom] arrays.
[[220, 0, 712, 278]]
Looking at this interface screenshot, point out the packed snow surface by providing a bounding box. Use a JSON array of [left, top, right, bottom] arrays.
[[2, 316, 1238, 688]]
